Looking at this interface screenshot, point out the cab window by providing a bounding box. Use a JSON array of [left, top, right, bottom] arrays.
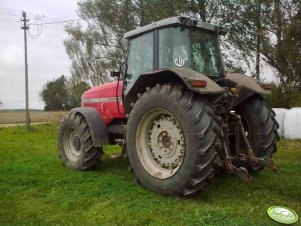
[[159, 27, 190, 69], [127, 32, 154, 80]]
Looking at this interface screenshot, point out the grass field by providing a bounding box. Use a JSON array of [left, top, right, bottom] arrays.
[[0, 111, 67, 124], [0, 124, 300, 225]]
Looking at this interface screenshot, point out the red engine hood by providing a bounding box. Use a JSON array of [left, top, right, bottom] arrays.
[[82, 81, 124, 124], [83, 81, 123, 99]]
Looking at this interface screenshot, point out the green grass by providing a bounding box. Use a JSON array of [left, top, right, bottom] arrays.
[[0, 124, 300, 226]]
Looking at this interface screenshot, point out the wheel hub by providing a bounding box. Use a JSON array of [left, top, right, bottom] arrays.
[[161, 133, 172, 148], [63, 128, 82, 161], [136, 109, 186, 179], [148, 115, 185, 170], [71, 133, 81, 151]]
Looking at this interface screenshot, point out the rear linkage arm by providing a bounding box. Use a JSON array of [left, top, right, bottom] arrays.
[[214, 123, 252, 182], [230, 112, 278, 172], [214, 91, 278, 182]]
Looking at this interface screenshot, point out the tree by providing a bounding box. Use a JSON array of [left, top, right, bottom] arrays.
[[67, 77, 90, 108], [40, 76, 69, 111], [64, 0, 136, 86]]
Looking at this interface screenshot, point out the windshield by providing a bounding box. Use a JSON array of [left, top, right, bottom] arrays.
[[190, 30, 224, 77]]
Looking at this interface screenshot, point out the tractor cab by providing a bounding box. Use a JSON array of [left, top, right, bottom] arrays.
[[124, 16, 226, 82]]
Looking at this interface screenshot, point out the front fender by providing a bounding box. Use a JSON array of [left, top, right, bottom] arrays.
[[71, 107, 109, 147]]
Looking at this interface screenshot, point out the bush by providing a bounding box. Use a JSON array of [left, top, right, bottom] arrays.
[[264, 84, 301, 108]]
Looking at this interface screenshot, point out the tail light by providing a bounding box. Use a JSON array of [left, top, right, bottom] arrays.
[[191, 80, 207, 88]]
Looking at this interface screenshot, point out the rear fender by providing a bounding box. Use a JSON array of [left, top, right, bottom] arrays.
[[71, 107, 109, 147], [124, 68, 225, 113], [224, 73, 270, 106], [225, 73, 270, 95]]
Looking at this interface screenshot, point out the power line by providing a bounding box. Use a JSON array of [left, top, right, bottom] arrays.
[[0, 11, 20, 17], [2, 8, 131, 38], [31, 18, 86, 25], [0, 7, 65, 24], [28, 15, 43, 38], [2, 7, 137, 27], [28, 15, 104, 26], [0, 17, 19, 23], [43, 25, 65, 31], [0, 7, 43, 18], [28, 10, 137, 26], [0, 7, 22, 14]]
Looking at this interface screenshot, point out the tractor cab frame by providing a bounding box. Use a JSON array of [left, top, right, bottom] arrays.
[[124, 16, 226, 81], [119, 17, 228, 114]]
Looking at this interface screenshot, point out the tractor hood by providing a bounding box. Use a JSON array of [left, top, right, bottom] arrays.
[[82, 81, 122, 100], [82, 81, 124, 124]]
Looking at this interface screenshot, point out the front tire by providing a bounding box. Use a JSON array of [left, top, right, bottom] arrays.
[[58, 112, 101, 170], [127, 84, 220, 196]]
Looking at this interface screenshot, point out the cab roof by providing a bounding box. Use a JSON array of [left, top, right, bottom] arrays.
[[124, 16, 226, 40]]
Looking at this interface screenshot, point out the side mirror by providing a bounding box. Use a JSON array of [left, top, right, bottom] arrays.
[[111, 71, 121, 78]]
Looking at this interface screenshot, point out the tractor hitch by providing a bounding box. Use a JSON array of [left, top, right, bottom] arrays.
[[230, 112, 279, 172], [231, 165, 251, 182], [214, 126, 252, 182], [252, 156, 279, 172], [215, 111, 278, 182]]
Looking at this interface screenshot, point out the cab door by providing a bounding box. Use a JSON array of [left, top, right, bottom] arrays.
[[123, 31, 155, 97]]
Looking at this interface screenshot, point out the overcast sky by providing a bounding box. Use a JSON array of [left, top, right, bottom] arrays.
[[0, 0, 79, 109]]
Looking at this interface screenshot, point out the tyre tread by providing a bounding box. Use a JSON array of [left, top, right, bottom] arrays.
[[127, 83, 221, 196], [58, 113, 101, 170]]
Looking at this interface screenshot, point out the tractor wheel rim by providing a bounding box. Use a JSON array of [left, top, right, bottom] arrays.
[[136, 108, 185, 179], [63, 128, 81, 161]]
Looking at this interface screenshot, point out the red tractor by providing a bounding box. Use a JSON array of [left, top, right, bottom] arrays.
[[58, 16, 279, 196]]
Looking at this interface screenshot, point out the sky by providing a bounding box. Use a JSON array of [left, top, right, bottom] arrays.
[[0, 0, 79, 109]]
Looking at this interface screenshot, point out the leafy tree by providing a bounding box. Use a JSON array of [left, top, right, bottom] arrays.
[[40, 76, 69, 111], [64, 0, 136, 86], [265, 84, 301, 108], [67, 78, 91, 108]]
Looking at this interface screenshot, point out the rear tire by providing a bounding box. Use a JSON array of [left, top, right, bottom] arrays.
[[127, 84, 221, 196], [58, 112, 101, 170], [235, 96, 279, 172]]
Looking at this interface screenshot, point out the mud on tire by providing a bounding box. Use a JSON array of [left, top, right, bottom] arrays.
[[58, 112, 101, 170], [126, 84, 221, 196]]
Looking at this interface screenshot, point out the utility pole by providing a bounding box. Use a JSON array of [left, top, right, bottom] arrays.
[[21, 11, 30, 130]]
